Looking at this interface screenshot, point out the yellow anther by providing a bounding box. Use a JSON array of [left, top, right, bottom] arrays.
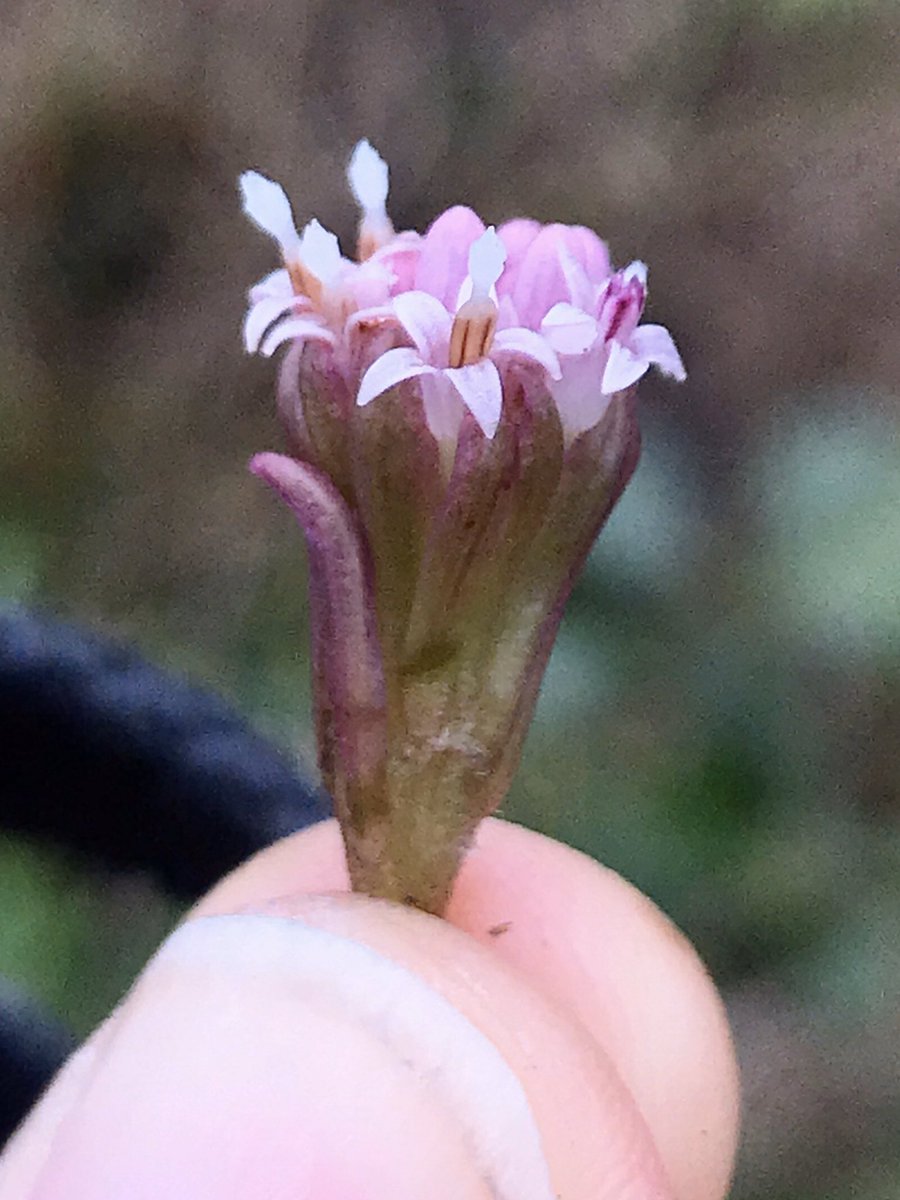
[[448, 298, 497, 368]]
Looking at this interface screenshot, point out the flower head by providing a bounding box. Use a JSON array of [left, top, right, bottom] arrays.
[[241, 140, 684, 913]]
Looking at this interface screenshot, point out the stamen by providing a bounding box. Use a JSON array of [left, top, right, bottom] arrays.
[[347, 139, 394, 261], [449, 298, 498, 368], [467, 226, 507, 299], [348, 139, 389, 213], [239, 172, 301, 256], [448, 227, 505, 367]]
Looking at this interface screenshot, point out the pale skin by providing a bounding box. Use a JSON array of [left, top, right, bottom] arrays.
[[0, 818, 740, 1199]]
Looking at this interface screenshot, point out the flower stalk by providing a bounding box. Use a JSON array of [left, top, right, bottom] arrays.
[[241, 141, 683, 913]]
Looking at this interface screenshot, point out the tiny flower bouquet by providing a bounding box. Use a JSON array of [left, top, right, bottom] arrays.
[[241, 141, 684, 914]]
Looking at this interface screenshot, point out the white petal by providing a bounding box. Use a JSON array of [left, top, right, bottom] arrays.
[[357, 347, 434, 407], [248, 267, 293, 302], [631, 323, 686, 380], [550, 349, 610, 443], [243, 294, 297, 353], [421, 373, 466, 444], [601, 339, 649, 394], [539, 303, 598, 356], [298, 219, 343, 288], [239, 172, 300, 252], [445, 359, 503, 438], [492, 327, 562, 380], [467, 227, 507, 299], [393, 291, 452, 361], [347, 139, 389, 214], [623, 260, 648, 286], [259, 315, 334, 358]]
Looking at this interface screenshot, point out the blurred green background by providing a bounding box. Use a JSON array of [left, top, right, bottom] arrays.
[[1, 0, 899, 1194]]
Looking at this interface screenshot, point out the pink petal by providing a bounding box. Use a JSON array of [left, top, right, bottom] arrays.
[[415, 206, 486, 310], [600, 340, 649, 394], [371, 231, 423, 295], [595, 272, 645, 344], [496, 219, 542, 298], [513, 227, 612, 328], [492, 327, 561, 380], [357, 346, 435, 408], [260, 316, 334, 358], [539, 304, 599, 356], [560, 226, 611, 287], [510, 225, 573, 330], [243, 294, 298, 353], [630, 324, 687, 381], [497, 218, 542, 259], [393, 291, 452, 362], [444, 359, 503, 439], [496, 294, 521, 331], [340, 259, 394, 312]]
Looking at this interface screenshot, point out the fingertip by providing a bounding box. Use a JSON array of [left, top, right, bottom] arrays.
[[0, 1035, 108, 1200], [450, 821, 742, 1200], [196, 818, 740, 1199], [16, 915, 500, 1200]]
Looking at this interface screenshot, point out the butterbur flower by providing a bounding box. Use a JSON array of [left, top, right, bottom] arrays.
[[242, 140, 685, 914]]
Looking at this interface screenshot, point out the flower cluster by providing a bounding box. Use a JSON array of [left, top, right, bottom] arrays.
[[242, 140, 683, 450], [241, 141, 685, 913]]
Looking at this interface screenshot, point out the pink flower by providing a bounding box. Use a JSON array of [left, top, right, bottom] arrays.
[[541, 260, 686, 440], [357, 228, 560, 441], [497, 220, 612, 330]]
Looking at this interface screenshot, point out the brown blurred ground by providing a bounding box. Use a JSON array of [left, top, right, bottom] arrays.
[[1, 1, 899, 1196]]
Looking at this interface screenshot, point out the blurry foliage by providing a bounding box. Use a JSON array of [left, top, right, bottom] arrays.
[[1, 0, 899, 1193]]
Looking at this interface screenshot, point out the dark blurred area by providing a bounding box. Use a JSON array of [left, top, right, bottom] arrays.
[[0, 0, 898, 1193], [0, 608, 327, 896], [0, 977, 76, 1146]]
